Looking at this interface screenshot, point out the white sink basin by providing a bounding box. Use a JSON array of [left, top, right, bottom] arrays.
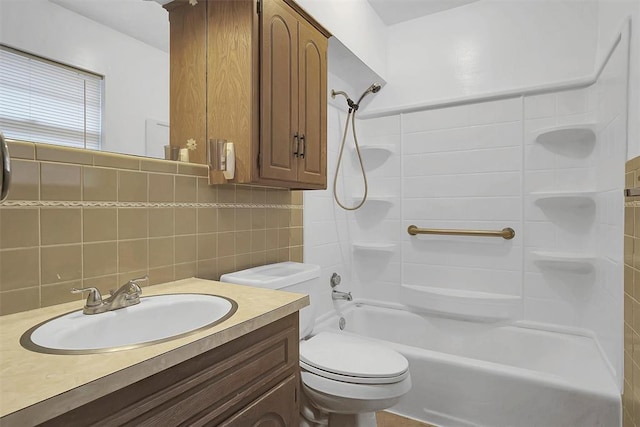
[[21, 294, 237, 354]]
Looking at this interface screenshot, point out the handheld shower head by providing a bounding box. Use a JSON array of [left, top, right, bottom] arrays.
[[331, 83, 382, 112], [355, 82, 382, 106]]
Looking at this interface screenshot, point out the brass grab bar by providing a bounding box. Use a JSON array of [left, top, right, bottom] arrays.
[[407, 225, 515, 240]]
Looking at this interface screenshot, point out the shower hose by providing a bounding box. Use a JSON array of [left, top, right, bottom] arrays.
[[333, 109, 368, 211]]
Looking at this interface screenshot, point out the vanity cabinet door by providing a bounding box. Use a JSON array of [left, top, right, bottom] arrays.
[[259, 0, 327, 188], [296, 17, 327, 187], [220, 374, 299, 427], [259, 0, 300, 183]]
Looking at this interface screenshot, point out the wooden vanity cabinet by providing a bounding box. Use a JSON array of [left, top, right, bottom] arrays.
[[41, 313, 300, 427], [167, 0, 329, 190]]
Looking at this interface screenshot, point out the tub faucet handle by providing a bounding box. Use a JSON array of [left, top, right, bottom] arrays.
[[330, 273, 341, 288]]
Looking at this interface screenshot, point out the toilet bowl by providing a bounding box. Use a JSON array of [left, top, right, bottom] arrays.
[[299, 331, 411, 427], [220, 262, 411, 427]]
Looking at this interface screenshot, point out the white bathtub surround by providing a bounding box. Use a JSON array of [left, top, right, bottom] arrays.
[[523, 27, 629, 387], [306, 22, 629, 388], [304, 10, 630, 427], [400, 97, 524, 321], [304, 98, 355, 317], [315, 302, 620, 427]]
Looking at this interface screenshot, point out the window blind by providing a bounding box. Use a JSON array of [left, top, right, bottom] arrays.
[[0, 45, 103, 150]]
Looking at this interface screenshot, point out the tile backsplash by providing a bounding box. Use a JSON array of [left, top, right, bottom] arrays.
[[0, 140, 303, 315], [624, 156, 640, 426]]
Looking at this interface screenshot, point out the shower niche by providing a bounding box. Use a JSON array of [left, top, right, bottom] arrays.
[[350, 144, 396, 171], [535, 123, 596, 158], [526, 112, 600, 277], [531, 250, 596, 274], [399, 284, 521, 322]]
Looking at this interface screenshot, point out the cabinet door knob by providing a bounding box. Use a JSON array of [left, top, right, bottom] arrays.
[[293, 133, 300, 158], [299, 134, 306, 159]]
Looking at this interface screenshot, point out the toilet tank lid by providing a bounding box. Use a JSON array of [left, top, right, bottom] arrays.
[[220, 262, 321, 289]]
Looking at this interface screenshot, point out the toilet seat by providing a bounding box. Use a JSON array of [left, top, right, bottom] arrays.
[[300, 332, 409, 385], [301, 370, 412, 403]]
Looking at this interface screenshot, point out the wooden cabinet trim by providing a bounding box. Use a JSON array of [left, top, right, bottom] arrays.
[[279, 0, 331, 38]]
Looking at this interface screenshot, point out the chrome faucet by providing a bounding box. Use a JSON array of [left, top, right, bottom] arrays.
[[332, 290, 353, 301], [71, 275, 148, 315], [330, 272, 352, 301]]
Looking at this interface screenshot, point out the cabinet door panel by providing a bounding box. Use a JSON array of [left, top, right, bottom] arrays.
[[297, 19, 327, 187], [207, 0, 255, 184], [169, 1, 207, 164], [260, 0, 299, 182], [219, 374, 299, 427]]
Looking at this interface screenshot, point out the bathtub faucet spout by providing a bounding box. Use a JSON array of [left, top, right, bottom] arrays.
[[332, 290, 352, 301]]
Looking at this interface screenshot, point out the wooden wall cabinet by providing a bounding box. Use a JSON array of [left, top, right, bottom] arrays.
[[42, 314, 300, 427], [168, 0, 329, 190]]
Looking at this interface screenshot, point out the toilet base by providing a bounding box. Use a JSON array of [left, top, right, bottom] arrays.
[[329, 412, 377, 427], [300, 389, 377, 427], [300, 381, 394, 427]]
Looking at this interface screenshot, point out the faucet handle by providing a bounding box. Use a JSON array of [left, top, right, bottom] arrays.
[[71, 287, 103, 307], [125, 275, 147, 295], [129, 275, 149, 287], [127, 275, 148, 294]]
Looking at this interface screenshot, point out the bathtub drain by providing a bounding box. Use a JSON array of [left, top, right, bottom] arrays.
[[339, 317, 346, 330]]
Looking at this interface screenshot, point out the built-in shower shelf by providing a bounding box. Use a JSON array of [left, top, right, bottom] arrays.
[[352, 242, 397, 253], [531, 251, 596, 274], [351, 195, 396, 206], [531, 191, 596, 208], [399, 284, 520, 322], [535, 124, 597, 145]]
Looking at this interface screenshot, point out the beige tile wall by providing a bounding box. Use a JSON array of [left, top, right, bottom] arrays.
[[0, 140, 303, 315], [624, 156, 640, 427]]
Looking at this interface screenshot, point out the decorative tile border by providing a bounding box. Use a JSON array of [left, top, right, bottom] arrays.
[[0, 200, 302, 209]]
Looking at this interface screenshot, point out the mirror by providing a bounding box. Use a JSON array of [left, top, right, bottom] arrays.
[[0, 0, 170, 159]]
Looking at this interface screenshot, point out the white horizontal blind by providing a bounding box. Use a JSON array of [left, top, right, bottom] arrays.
[[0, 45, 103, 150]]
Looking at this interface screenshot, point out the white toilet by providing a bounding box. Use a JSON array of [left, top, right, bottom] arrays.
[[220, 262, 411, 427]]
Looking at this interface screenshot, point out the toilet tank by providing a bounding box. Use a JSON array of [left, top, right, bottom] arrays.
[[220, 262, 321, 338]]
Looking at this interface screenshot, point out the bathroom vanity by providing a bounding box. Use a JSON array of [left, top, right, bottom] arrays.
[[0, 279, 309, 426]]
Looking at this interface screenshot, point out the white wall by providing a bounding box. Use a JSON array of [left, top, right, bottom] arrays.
[[0, 0, 169, 157], [366, 0, 599, 113], [304, 99, 355, 318], [596, 0, 640, 159], [297, 0, 388, 81]]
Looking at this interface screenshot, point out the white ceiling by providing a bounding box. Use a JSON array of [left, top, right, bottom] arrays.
[[50, 0, 169, 52], [367, 0, 480, 25], [49, 0, 481, 54]]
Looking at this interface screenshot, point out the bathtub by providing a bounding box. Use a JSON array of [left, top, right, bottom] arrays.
[[313, 301, 621, 427]]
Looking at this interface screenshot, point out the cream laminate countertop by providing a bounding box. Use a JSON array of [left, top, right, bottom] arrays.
[[0, 278, 309, 426]]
